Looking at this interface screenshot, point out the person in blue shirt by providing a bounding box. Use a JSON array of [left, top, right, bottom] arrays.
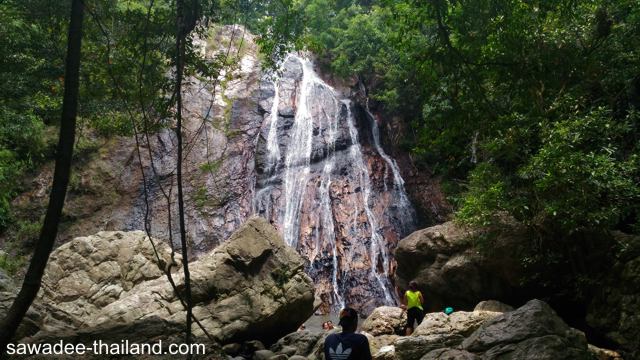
[[324, 307, 372, 360]]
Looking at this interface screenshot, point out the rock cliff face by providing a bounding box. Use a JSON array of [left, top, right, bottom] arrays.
[[2, 218, 315, 348], [9, 28, 424, 313], [10, 25, 264, 252], [252, 55, 417, 312]]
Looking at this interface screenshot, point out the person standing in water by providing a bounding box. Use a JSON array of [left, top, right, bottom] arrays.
[[401, 281, 425, 335]]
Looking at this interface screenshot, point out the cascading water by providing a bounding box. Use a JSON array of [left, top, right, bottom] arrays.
[[343, 100, 395, 304], [253, 55, 416, 312], [266, 82, 281, 172], [363, 100, 416, 232]]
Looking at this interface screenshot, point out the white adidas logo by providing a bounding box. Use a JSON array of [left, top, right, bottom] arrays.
[[329, 343, 352, 360]]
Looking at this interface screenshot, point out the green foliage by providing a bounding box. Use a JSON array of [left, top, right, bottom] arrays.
[[521, 108, 639, 234], [14, 220, 41, 248], [292, 0, 640, 306], [457, 163, 508, 227], [0, 0, 299, 243], [0, 151, 23, 228], [253, 0, 306, 68], [0, 251, 25, 276], [199, 159, 222, 173], [298, 0, 640, 239], [193, 186, 209, 209]]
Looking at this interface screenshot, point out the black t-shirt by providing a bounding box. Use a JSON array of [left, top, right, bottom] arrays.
[[324, 332, 372, 360]]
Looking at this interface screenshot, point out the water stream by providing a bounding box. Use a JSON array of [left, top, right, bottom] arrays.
[[253, 55, 415, 311]]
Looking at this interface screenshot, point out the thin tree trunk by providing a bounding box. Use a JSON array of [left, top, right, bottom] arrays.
[[0, 0, 84, 353], [175, 0, 193, 351]]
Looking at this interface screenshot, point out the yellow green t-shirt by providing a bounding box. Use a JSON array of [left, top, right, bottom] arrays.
[[405, 290, 423, 310]]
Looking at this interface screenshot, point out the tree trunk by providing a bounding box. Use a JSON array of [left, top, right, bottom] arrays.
[[175, 0, 193, 351], [0, 0, 84, 354]]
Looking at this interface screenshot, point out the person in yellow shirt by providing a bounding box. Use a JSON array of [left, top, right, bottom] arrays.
[[400, 281, 425, 335]]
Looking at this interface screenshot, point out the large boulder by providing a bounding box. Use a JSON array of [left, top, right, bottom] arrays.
[[394, 221, 523, 311], [395, 299, 591, 360], [16, 217, 314, 349], [270, 330, 327, 358], [0, 269, 77, 341], [361, 306, 407, 336], [473, 300, 514, 313], [39, 229, 180, 323], [394, 309, 500, 360], [395, 336, 444, 360], [413, 310, 501, 340], [461, 299, 591, 359], [365, 334, 399, 358], [421, 348, 479, 360]]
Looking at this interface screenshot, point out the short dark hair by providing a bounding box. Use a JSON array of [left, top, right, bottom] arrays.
[[338, 307, 358, 329]]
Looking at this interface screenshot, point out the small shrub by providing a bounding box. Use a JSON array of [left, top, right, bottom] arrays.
[[0, 251, 24, 275]]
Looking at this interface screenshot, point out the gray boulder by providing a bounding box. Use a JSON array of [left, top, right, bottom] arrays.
[[289, 356, 309, 360], [372, 345, 396, 360], [394, 308, 501, 360], [361, 306, 407, 336], [279, 345, 299, 357], [16, 218, 314, 348], [269, 355, 289, 360], [270, 330, 327, 358], [254, 350, 275, 360], [473, 300, 514, 313], [394, 221, 523, 311], [394, 309, 496, 360], [396, 299, 592, 360], [413, 310, 501, 338], [462, 299, 591, 359], [421, 348, 479, 360], [365, 334, 399, 358], [588, 344, 623, 360], [395, 337, 443, 360]]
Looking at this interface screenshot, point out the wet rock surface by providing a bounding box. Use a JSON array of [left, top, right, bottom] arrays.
[[421, 348, 479, 360], [253, 55, 417, 313], [2, 218, 314, 353]]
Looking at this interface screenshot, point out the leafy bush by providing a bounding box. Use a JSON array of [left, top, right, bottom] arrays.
[[0, 251, 24, 276], [0, 150, 22, 228]]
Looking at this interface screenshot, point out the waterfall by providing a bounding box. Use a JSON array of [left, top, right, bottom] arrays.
[[344, 100, 395, 304], [266, 81, 281, 173], [363, 101, 416, 232], [253, 54, 415, 312], [281, 58, 322, 249]]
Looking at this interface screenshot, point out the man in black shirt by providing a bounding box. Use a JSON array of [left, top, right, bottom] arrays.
[[324, 307, 372, 360]]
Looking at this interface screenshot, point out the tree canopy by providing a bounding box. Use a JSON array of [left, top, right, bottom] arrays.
[[296, 0, 639, 238]]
